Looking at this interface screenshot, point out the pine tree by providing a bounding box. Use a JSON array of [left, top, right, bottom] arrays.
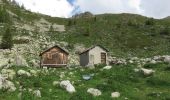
[[49, 24, 54, 32], [67, 19, 72, 26], [0, 6, 11, 23], [1, 26, 13, 49]]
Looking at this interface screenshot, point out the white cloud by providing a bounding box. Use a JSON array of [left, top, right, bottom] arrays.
[[140, 0, 170, 19], [14, 0, 170, 19], [73, 0, 141, 14], [15, 0, 74, 18], [73, 0, 170, 19]]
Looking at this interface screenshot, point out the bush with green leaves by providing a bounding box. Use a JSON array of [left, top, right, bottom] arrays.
[[0, 6, 11, 24], [0, 26, 13, 49], [160, 27, 170, 35]]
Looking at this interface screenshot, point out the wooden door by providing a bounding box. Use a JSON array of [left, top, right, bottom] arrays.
[[52, 53, 62, 64], [101, 53, 106, 64]]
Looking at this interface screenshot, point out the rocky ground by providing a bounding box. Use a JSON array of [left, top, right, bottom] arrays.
[[0, 55, 170, 100]]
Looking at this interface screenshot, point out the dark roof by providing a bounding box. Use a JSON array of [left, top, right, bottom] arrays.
[[79, 45, 109, 55], [40, 45, 69, 56]]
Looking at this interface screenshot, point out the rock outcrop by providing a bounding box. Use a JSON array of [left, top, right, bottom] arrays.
[[87, 88, 102, 96], [60, 80, 76, 93]]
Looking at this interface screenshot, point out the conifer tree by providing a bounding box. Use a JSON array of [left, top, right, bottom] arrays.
[[1, 26, 13, 49], [0, 6, 11, 23]]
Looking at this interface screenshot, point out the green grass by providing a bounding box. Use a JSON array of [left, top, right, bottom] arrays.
[[49, 14, 170, 57], [1, 0, 170, 58], [0, 63, 170, 100]]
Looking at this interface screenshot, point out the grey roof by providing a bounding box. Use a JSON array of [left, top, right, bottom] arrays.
[[79, 45, 109, 55]]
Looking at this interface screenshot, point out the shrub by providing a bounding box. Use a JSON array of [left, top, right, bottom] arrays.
[[83, 27, 90, 36], [0, 26, 13, 49], [0, 6, 11, 23], [143, 63, 155, 68], [145, 18, 155, 25], [33, 79, 42, 88], [94, 64, 106, 69], [147, 92, 170, 100], [96, 83, 112, 92], [160, 27, 170, 35], [13, 38, 29, 44], [21, 90, 36, 100], [165, 64, 170, 71], [67, 19, 72, 26]]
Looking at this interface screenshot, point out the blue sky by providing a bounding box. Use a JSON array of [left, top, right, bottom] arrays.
[[67, 0, 75, 5], [14, 0, 170, 19]]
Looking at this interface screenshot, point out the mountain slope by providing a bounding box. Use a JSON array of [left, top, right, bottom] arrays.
[[0, 1, 170, 100], [0, 0, 170, 67]]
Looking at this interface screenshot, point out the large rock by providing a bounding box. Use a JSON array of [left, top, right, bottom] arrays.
[[111, 92, 120, 98], [141, 68, 155, 76], [109, 57, 127, 65], [103, 66, 112, 70], [150, 60, 157, 64], [17, 70, 31, 77], [87, 88, 102, 96], [164, 56, 170, 63], [60, 80, 76, 93], [134, 68, 140, 72], [1, 69, 16, 80], [33, 90, 41, 97], [0, 75, 16, 92]]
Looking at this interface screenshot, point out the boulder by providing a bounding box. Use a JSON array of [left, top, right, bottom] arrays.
[[129, 60, 134, 64], [0, 75, 16, 92], [141, 68, 155, 76], [150, 60, 157, 64], [17, 70, 31, 77], [33, 90, 41, 97], [134, 68, 140, 72], [60, 80, 76, 93], [111, 92, 120, 98], [87, 88, 102, 96], [103, 66, 112, 70], [164, 56, 170, 63]]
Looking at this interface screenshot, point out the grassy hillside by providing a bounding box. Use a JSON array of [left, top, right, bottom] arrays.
[[1, 0, 170, 58], [54, 14, 170, 57], [0, 63, 170, 100]]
